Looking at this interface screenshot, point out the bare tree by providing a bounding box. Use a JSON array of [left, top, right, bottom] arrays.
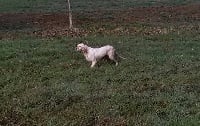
[[67, 0, 73, 29]]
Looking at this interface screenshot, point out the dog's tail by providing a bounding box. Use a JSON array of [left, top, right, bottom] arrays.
[[115, 52, 126, 59]]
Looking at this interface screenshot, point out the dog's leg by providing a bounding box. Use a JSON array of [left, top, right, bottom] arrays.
[[115, 61, 118, 66], [108, 50, 118, 66], [91, 61, 97, 68]]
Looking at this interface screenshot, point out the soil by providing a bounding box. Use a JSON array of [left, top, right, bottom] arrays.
[[0, 4, 199, 38]]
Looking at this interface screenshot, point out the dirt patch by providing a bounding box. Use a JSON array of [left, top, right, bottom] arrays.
[[0, 4, 199, 38]]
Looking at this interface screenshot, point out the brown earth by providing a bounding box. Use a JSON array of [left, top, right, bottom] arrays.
[[0, 4, 199, 38]]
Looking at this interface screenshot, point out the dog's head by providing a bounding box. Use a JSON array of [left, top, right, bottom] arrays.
[[76, 43, 88, 53]]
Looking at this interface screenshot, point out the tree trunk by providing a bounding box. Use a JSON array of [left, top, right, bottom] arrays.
[[67, 0, 73, 29]]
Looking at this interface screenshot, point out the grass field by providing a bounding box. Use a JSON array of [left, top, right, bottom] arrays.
[[0, 0, 200, 126], [1, 34, 200, 125]]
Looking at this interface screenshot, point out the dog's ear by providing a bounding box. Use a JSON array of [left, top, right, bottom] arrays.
[[81, 46, 88, 53]]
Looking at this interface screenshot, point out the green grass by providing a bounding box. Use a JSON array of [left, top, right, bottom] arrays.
[[0, 0, 65, 13], [0, 0, 199, 12], [0, 34, 200, 125], [0, 1, 200, 125]]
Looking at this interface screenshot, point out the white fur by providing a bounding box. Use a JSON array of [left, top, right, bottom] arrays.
[[76, 43, 118, 68]]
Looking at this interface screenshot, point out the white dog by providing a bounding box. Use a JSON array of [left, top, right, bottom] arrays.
[[76, 43, 119, 68]]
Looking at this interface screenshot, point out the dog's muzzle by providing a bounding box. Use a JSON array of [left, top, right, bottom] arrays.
[[76, 47, 81, 51]]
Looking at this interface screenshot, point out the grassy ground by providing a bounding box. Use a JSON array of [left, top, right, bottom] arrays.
[[0, 0, 200, 125], [0, 33, 200, 125]]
